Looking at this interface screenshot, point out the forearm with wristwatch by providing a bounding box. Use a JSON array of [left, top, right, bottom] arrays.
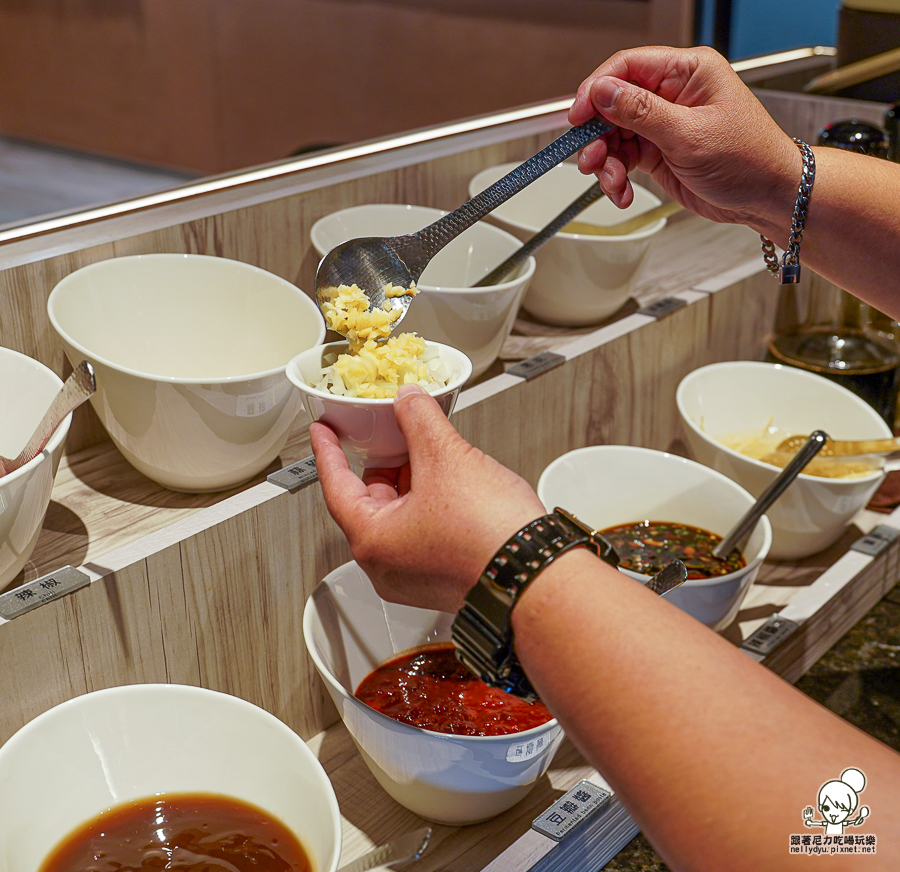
[[451, 508, 686, 701]]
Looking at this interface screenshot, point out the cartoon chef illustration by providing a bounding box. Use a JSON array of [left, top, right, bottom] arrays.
[[804, 768, 870, 835]]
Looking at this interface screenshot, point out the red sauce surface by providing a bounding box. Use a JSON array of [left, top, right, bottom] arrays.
[[39, 793, 312, 872], [355, 644, 553, 736]]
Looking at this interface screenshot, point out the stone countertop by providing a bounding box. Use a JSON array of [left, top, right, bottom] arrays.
[[602, 582, 900, 871]]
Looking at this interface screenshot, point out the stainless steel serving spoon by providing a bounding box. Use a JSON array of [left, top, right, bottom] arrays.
[[336, 826, 432, 872], [0, 360, 96, 477], [473, 181, 606, 287], [315, 117, 614, 332], [777, 432, 900, 456], [711, 430, 828, 560]]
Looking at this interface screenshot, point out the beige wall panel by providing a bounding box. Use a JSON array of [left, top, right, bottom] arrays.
[[250, 485, 350, 736], [0, 593, 90, 742]]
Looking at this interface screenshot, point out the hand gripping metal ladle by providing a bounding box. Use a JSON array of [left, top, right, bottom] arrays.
[[315, 117, 614, 332], [0, 360, 96, 477]]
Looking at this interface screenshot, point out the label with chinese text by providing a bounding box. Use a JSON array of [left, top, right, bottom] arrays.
[[532, 780, 611, 841], [0, 566, 91, 620]]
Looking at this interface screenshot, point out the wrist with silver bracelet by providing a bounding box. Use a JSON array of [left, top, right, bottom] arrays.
[[760, 138, 816, 284]]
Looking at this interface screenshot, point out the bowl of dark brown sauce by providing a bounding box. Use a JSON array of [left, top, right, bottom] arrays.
[[0, 684, 341, 872], [537, 445, 772, 631], [303, 561, 564, 826]]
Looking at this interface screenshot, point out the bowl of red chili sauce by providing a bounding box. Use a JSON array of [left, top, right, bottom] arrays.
[[537, 445, 772, 631], [303, 560, 564, 825]]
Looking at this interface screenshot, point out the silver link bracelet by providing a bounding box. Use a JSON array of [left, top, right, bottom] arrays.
[[760, 138, 816, 284]]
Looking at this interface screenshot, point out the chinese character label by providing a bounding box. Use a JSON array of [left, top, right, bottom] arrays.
[[532, 780, 611, 842]]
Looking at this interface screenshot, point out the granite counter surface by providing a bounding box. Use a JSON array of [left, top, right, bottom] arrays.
[[602, 582, 900, 871]]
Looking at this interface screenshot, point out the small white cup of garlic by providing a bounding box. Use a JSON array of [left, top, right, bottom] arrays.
[[287, 333, 472, 468]]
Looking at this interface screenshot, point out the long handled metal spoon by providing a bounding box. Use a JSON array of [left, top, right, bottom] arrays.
[[315, 117, 614, 332], [336, 826, 432, 872], [473, 181, 606, 287], [777, 432, 900, 456], [0, 360, 96, 477], [711, 430, 828, 560]]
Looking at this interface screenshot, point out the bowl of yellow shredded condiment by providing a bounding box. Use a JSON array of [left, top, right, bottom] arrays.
[[287, 337, 471, 468]]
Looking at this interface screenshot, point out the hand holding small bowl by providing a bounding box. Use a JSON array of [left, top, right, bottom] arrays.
[[287, 340, 471, 468]]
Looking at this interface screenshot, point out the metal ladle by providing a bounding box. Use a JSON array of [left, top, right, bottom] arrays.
[[473, 181, 606, 287], [711, 430, 828, 560], [0, 360, 96, 477], [315, 117, 613, 333]]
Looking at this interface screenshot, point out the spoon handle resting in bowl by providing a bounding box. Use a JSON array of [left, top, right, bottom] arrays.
[[410, 117, 614, 273], [1, 360, 96, 475], [335, 827, 432, 872], [711, 430, 829, 560], [785, 434, 900, 456], [474, 182, 606, 287]]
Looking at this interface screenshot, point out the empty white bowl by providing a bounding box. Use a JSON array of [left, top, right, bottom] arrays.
[[537, 445, 772, 631], [468, 163, 666, 326], [304, 561, 564, 825], [310, 204, 535, 380], [0, 683, 341, 872], [677, 361, 891, 560], [47, 254, 326, 492], [287, 340, 471, 468], [0, 347, 71, 587]]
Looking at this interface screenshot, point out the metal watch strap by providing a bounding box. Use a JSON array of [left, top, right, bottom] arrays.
[[451, 509, 617, 700]]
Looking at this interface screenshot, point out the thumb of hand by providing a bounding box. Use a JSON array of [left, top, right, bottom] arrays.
[[393, 384, 465, 469], [589, 76, 693, 150]]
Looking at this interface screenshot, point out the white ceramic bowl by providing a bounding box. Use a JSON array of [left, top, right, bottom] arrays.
[[303, 561, 564, 825], [287, 340, 471, 468], [0, 684, 341, 872], [537, 445, 772, 631], [47, 254, 326, 492], [468, 163, 666, 326], [310, 204, 535, 380], [677, 361, 891, 560], [0, 347, 71, 587]]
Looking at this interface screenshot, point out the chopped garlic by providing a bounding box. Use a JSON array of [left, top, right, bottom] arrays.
[[320, 282, 417, 354]]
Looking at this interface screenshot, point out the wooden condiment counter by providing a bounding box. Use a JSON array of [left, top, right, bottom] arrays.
[[0, 87, 896, 870]]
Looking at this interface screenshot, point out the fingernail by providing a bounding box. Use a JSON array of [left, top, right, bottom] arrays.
[[395, 383, 425, 401], [591, 77, 620, 110]]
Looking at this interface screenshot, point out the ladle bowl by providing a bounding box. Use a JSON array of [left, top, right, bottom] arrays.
[[315, 118, 613, 333]]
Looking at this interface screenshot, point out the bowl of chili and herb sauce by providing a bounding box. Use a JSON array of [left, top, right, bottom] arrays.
[[303, 561, 564, 825], [537, 445, 772, 631], [0, 684, 342, 872], [599, 520, 746, 580]]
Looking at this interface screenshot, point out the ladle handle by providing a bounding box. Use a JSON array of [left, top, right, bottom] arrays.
[[13, 361, 96, 469], [474, 182, 606, 287], [412, 117, 614, 269], [711, 430, 829, 559]]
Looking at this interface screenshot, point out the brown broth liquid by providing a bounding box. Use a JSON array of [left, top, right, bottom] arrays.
[[39, 793, 312, 872]]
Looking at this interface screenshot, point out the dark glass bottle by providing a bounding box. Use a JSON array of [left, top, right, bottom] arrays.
[[767, 292, 900, 428]]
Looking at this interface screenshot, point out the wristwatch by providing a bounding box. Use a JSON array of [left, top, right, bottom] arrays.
[[450, 508, 619, 701]]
